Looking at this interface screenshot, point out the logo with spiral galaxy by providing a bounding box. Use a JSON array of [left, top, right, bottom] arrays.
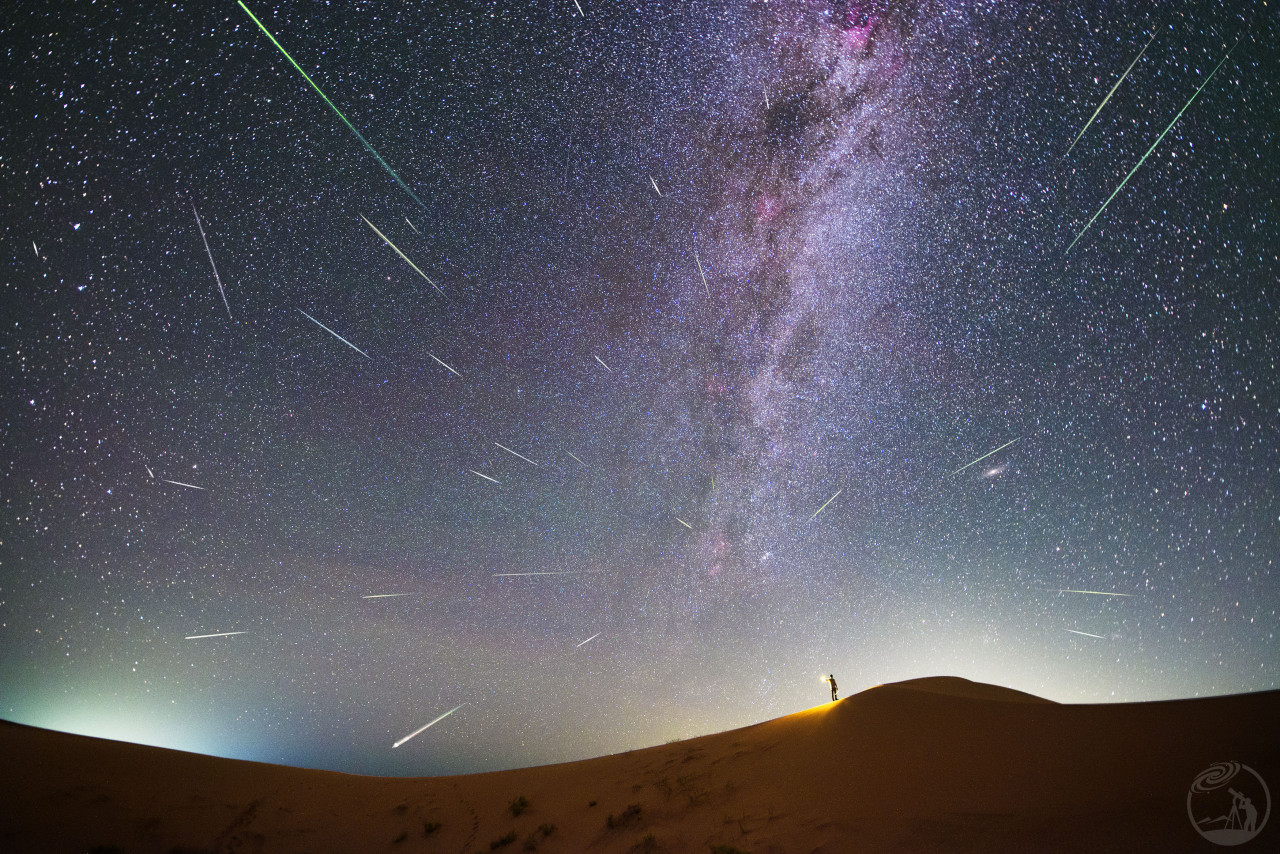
[[1187, 762, 1270, 846]]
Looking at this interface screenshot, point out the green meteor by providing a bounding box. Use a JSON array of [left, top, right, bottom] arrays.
[[950, 437, 1021, 476], [1067, 40, 1237, 253], [237, 1, 427, 211], [1066, 32, 1155, 156]]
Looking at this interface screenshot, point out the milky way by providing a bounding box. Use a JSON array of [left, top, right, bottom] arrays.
[[1, 1, 1276, 776]]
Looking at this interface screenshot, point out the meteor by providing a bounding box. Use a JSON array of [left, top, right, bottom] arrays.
[[807, 489, 842, 523], [649, 177, 662, 197], [362, 593, 411, 599], [163, 479, 206, 491], [1066, 629, 1107, 639], [192, 202, 232, 318], [427, 352, 461, 377], [185, 631, 245, 639], [494, 442, 539, 467], [571, 0, 584, 17], [237, 1, 427, 211], [593, 354, 612, 373], [1050, 589, 1135, 597], [405, 217, 419, 233], [950, 437, 1020, 476], [469, 469, 501, 484], [360, 215, 446, 299], [1067, 40, 1238, 252], [575, 632, 601, 648], [565, 450, 590, 469], [493, 570, 603, 576], [675, 516, 693, 530], [1066, 33, 1155, 156], [33, 241, 39, 257], [393, 703, 467, 749], [145, 465, 155, 479], [298, 309, 370, 358], [694, 247, 710, 297]]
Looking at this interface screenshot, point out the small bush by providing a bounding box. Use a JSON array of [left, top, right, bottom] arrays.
[[589, 800, 597, 807], [634, 834, 660, 852], [522, 822, 557, 850], [510, 795, 530, 817], [393, 803, 408, 815], [423, 821, 442, 836], [392, 831, 408, 844], [709, 846, 751, 854], [607, 803, 643, 829], [490, 830, 517, 849]]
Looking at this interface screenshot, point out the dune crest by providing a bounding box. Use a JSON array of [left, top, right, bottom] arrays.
[[2, 678, 1277, 853]]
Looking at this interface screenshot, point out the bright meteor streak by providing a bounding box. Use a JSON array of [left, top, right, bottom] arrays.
[[494, 442, 539, 467], [191, 202, 231, 318], [185, 631, 245, 640], [593, 354, 612, 373], [237, 1, 427, 211], [469, 470, 501, 484], [675, 517, 693, 530], [493, 570, 603, 577], [694, 247, 710, 297], [163, 479, 206, 491], [1066, 33, 1155, 156], [565, 450, 590, 470], [1067, 40, 1237, 252], [649, 176, 662, 196], [807, 489, 842, 523], [299, 310, 370, 358], [427, 352, 461, 377], [362, 593, 411, 599], [393, 703, 467, 749], [360, 215, 446, 299], [1050, 589, 1136, 597], [950, 437, 1021, 475], [1066, 629, 1108, 639], [575, 632, 601, 648]]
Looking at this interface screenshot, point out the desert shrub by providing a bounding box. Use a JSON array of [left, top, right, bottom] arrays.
[[522, 823, 557, 850], [423, 821, 442, 835], [607, 803, 643, 829], [510, 795, 530, 816], [633, 834, 660, 851], [490, 830, 517, 849], [392, 831, 408, 844], [393, 803, 408, 814], [709, 846, 751, 854], [589, 800, 597, 807]]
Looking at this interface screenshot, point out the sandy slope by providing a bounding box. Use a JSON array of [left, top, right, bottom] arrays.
[[2, 677, 1276, 853]]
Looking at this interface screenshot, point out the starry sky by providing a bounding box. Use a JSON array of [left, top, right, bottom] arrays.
[[1, 0, 1276, 777]]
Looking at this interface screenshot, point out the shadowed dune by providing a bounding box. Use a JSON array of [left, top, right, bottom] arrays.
[[2, 677, 1276, 853]]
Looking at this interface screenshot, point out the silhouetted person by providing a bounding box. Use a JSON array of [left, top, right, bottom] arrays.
[[828, 674, 838, 702], [1235, 791, 1258, 832]]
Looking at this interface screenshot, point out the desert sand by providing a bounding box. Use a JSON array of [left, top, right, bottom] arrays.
[[2, 676, 1276, 853]]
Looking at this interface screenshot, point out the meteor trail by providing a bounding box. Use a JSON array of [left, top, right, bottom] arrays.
[[807, 489, 842, 523], [649, 176, 662, 196], [593, 354, 612, 373], [1050, 589, 1136, 597], [405, 217, 419, 233], [185, 631, 245, 639], [469, 470, 501, 484], [565, 450, 589, 469], [675, 517, 693, 530], [694, 247, 710, 297], [33, 241, 39, 257], [393, 703, 466, 748], [575, 632, 600, 648], [362, 593, 411, 599], [298, 309, 370, 358], [1066, 33, 1155, 156], [950, 437, 1021, 475], [494, 442, 539, 467], [1066, 629, 1107, 639], [571, 0, 584, 17], [192, 202, 232, 318], [427, 352, 461, 377], [163, 479, 206, 491], [360, 215, 446, 299], [1067, 40, 1237, 252], [145, 465, 155, 479], [493, 570, 604, 576], [237, 1, 427, 211]]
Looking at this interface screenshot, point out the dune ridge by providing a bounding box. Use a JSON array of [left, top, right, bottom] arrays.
[[2, 677, 1277, 853]]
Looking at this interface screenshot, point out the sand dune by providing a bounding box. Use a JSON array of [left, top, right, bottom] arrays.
[[2, 677, 1276, 853]]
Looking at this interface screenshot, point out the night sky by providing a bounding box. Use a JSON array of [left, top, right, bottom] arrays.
[[2, 0, 1276, 777]]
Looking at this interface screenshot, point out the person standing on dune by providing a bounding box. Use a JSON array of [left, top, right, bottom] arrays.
[[827, 674, 838, 702]]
